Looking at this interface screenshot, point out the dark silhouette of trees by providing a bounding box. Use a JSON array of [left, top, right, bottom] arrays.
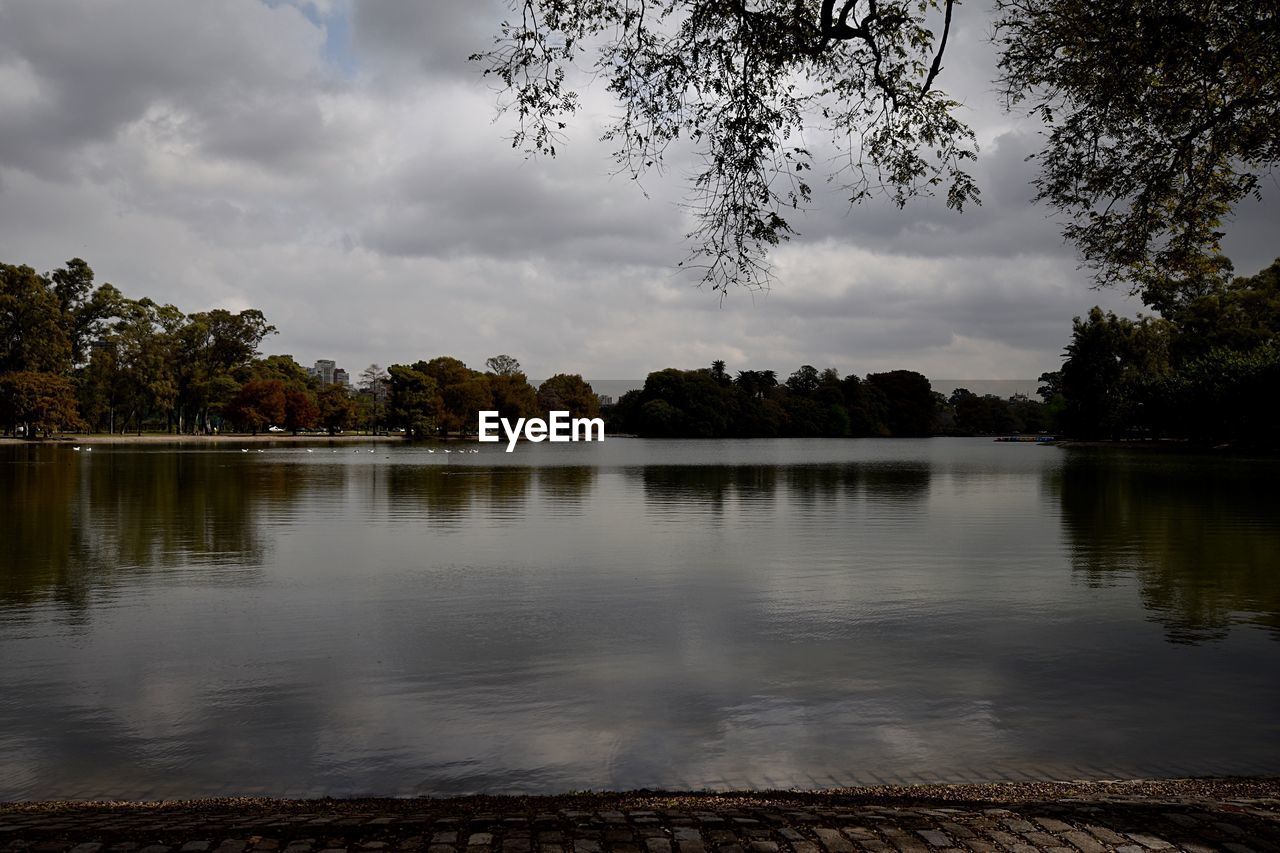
[[996, 0, 1280, 297], [478, 1, 1277, 296]]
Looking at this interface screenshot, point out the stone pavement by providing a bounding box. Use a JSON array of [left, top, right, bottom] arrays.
[[2, 780, 1278, 853]]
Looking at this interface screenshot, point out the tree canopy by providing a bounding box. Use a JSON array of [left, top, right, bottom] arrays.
[[474, 0, 977, 293], [476, 0, 1278, 300]]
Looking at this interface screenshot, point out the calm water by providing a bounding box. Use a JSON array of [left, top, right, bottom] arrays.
[[1, 438, 1278, 801]]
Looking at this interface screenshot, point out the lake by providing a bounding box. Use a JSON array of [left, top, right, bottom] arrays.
[[1, 437, 1278, 801]]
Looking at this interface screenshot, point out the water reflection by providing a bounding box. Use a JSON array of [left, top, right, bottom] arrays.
[[1052, 453, 1280, 643], [0, 449, 308, 611], [1, 440, 1279, 801], [638, 462, 930, 520]]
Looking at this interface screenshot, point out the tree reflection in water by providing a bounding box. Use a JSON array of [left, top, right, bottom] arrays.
[[1051, 452, 1280, 643]]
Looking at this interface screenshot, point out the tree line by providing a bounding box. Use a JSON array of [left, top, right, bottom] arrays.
[[0, 257, 604, 439], [607, 364, 1051, 439], [6, 255, 1277, 446], [0, 258, 370, 437]]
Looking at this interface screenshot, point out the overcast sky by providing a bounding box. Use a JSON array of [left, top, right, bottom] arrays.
[[0, 1, 1275, 381]]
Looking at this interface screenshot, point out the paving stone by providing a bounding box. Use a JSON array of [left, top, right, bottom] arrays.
[[1124, 833, 1173, 850], [1060, 830, 1105, 853], [811, 829, 852, 853], [915, 830, 951, 848], [1083, 825, 1128, 845]]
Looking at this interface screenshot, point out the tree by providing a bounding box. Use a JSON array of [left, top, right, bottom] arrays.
[[0, 263, 71, 375], [485, 354, 523, 376], [49, 258, 122, 366], [358, 364, 391, 433], [488, 372, 538, 423], [866, 370, 936, 436], [227, 380, 286, 435], [537, 374, 600, 419], [0, 372, 84, 437], [481, 2, 1278, 298], [710, 360, 730, 385], [995, 0, 1280, 299], [475, 0, 977, 292], [284, 389, 319, 435], [786, 365, 821, 394], [388, 363, 443, 439], [316, 386, 356, 435]]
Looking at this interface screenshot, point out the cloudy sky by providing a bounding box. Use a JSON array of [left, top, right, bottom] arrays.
[[0, 1, 1275, 382]]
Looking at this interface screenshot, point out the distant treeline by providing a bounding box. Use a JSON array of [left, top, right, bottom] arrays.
[[0, 258, 602, 438], [607, 365, 1051, 438], [5, 256, 1278, 446]]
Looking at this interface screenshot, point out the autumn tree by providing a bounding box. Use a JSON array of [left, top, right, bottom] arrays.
[[284, 389, 320, 435], [0, 372, 84, 437], [227, 380, 286, 435]]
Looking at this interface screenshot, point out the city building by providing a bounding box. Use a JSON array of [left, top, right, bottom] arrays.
[[307, 359, 349, 387]]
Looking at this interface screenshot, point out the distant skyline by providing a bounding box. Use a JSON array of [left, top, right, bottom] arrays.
[[1, 2, 1275, 381]]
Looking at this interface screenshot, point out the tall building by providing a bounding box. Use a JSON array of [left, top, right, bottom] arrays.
[[307, 359, 350, 387]]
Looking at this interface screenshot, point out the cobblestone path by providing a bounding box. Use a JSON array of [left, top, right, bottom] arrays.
[[2, 780, 1277, 853]]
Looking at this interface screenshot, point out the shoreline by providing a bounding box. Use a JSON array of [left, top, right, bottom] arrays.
[[5, 777, 1280, 811], [2, 779, 1277, 851], [0, 433, 405, 445]]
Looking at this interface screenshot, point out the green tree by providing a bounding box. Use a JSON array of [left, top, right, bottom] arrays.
[[482, 2, 1277, 297], [49, 258, 122, 366], [317, 385, 358, 436], [388, 363, 444, 439], [995, 0, 1280, 297], [537, 374, 600, 419], [0, 263, 71, 375], [476, 0, 976, 292], [175, 308, 275, 434]]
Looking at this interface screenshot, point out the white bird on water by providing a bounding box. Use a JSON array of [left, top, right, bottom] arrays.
[[85, 447, 92, 452], [427, 449, 435, 453], [241, 449, 248, 453], [306, 449, 314, 453], [73, 446, 81, 451]]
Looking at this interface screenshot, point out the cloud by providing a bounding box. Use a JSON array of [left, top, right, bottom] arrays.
[[0, 0, 1271, 384]]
